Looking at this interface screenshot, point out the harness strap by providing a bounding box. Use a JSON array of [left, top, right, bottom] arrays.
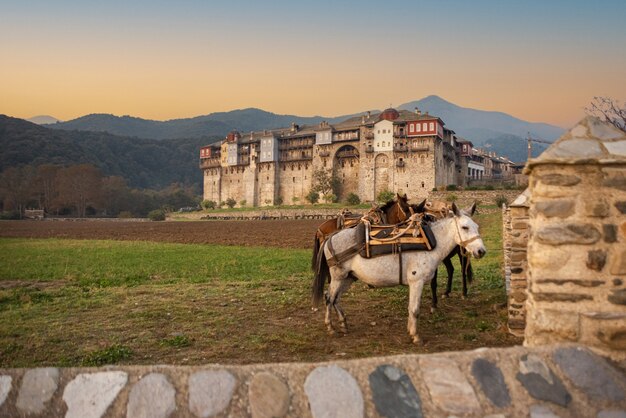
[[326, 235, 363, 268], [398, 244, 403, 285]]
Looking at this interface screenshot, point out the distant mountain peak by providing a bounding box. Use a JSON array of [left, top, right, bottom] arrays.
[[27, 115, 61, 125]]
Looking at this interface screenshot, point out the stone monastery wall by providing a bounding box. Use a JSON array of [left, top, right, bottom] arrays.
[[201, 109, 514, 207]]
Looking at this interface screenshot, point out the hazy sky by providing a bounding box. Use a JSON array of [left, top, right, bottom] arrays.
[[1, 0, 625, 127]]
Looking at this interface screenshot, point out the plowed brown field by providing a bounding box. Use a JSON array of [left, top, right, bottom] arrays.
[[0, 219, 319, 249]]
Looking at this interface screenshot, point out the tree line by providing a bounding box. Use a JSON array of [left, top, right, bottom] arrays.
[[0, 163, 200, 218]]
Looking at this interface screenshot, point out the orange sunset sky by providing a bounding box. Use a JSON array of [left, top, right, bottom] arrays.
[[1, 0, 625, 128]]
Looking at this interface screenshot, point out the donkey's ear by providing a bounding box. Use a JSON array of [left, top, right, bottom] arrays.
[[451, 202, 461, 216], [414, 199, 426, 212], [469, 201, 477, 216], [402, 193, 407, 200]]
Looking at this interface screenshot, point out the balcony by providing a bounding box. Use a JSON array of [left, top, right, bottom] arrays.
[[336, 149, 359, 159], [199, 159, 221, 169], [393, 145, 408, 153], [396, 160, 405, 167], [365, 146, 374, 153], [280, 154, 313, 162], [279, 142, 314, 151], [411, 145, 431, 152], [318, 150, 331, 157], [364, 132, 374, 140]]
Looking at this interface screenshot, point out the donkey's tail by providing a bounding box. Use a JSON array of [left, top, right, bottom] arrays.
[[312, 240, 329, 307], [311, 232, 322, 271]]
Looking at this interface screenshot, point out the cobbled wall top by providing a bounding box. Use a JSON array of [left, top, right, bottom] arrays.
[[1, 344, 625, 417]]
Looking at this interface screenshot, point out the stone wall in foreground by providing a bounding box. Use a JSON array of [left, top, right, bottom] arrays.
[[502, 190, 531, 337], [1, 344, 625, 417], [524, 117, 626, 361]]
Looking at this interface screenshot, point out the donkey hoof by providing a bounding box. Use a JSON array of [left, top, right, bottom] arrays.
[[430, 307, 436, 314], [411, 336, 421, 345], [442, 294, 449, 299]]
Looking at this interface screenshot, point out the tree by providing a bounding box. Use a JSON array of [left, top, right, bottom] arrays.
[[377, 189, 395, 204], [201, 200, 216, 210], [35, 164, 61, 214], [57, 164, 103, 217], [101, 176, 132, 216], [225, 197, 236, 208], [311, 168, 340, 202], [585, 97, 626, 132], [305, 190, 320, 204], [0, 166, 38, 216], [346, 193, 360, 205]]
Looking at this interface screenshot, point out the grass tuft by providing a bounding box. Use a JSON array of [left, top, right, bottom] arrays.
[[81, 344, 133, 366]]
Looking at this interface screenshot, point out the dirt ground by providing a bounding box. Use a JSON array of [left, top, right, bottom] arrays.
[[0, 219, 522, 365], [0, 219, 320, 249]]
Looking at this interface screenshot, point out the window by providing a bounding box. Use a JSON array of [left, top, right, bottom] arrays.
[[416, 124, 421, 132], [429, 122, 434, 131], [409, 124, 414, 133]]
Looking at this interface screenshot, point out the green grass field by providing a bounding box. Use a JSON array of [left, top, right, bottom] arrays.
[[0, 211, 518, 367]]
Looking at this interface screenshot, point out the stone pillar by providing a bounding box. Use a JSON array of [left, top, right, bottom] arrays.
[[525, 117, 626, 360], [506, 190, 530, 336]]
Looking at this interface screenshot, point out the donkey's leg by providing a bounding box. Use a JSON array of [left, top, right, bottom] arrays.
[[459, 251, 469, 299], [330, 278, 354, 334], [324, 292, 334, 334], [325, 268, 351, 334], [407, 277, 426, 345], [443, 257, 454, 298], [430, 270, 438, 313]]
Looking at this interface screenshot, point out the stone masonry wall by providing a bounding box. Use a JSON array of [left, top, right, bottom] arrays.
[[524, 117, 626, 361], [2, 345, 625, 417], [504, 191, 531, 337]]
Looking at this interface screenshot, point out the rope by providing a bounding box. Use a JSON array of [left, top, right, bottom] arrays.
[[367, 213, 422, 243]]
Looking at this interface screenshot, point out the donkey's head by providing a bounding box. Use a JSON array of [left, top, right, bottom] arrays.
[[451, 202, 486, 259]]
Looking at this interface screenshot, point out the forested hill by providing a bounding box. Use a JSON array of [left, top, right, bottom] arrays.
[[0, 115, 220, 190]]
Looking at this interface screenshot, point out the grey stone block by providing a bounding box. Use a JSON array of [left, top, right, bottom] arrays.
[[369, 364, 422, 418], [16, 368, 59, 414], [127, 373, 176, 418], [553, 347, 625, 402], [304, 365, 363, 418]]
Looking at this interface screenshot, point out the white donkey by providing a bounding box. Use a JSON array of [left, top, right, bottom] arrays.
[[312, 202, 486, 344]]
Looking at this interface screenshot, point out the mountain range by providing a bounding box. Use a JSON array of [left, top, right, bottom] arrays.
[[0, 115, 215, 190], [1, 96, 567, 192], [40, 95, 563, 161]]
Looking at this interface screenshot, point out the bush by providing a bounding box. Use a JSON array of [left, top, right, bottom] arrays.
[[306, 190, 320, 204], [0, 211, 21, 220], [201, 200, 216, 210], [292, 197, 299, 204], [495, 194, 509, 208], [225, 198, 236, 209], [118, 211, 133, 218], [446, 184, 457, 191], [377, 189, 395, 203], [446, 193, 458, 202], [346, 193, 360, 206], [239, 199, 247, 207], [484, 184, 495, 190], [323, 193, 337, 203], [274, 196, 283, 206], [148, 209, 166, 221]]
